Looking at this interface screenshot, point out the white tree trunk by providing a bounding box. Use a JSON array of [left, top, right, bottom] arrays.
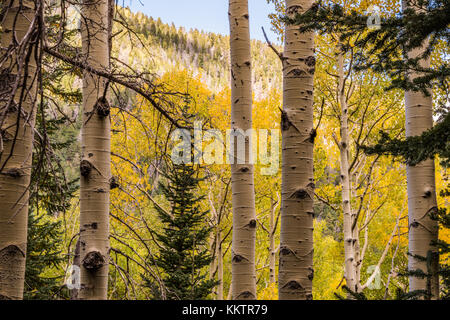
[[279, 0, 315, 300], [403, 0, 439, 299], [229, 0, 257, 300], [0, 0, 38, 300], [337, 53, 358, 293], [79, 0, 111, 300]]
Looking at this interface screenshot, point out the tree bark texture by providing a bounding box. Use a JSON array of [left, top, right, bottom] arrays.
[[79, 0, 111, 300], [228, 0, 257, 300], [278, 0, 315, 300], [0, 0, 38, 300]]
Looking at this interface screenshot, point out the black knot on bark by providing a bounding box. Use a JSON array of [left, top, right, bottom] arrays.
[[5, 168, 24, 178], [83, 222, 98, 230], [305, 56, 316, 67], [236, 291, 255, 299], [285, 280, 303, 290], [0, 293, 12, 300], [308, 267, 314, 280], [309, 128, 317, 143], [423, 190, 432, 198], [82, 251, 105, 271], [411, 221, 419, 228], [232, 254, 246, 263], [248, 219, 257, 228], [287, 68, 305, 77], [280, 246, 293, 256], [95, 97, 110, 118], [239, 166, 250, 173], [0, 244, 26, 260], [110, 176, 120, 190], [280, 110, 290, 131], [80, 159, 93, 177], [291, 188, 311, 199]]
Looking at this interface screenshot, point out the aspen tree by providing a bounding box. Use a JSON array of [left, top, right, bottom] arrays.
[[217, 231, 224, 300], [0, 0, 38, 300], [279, 0, 315, 300], [78, 0, 111, 300], [337, 52, 358, 293], [403, 0, 439, 299], [228, 0, 257, 300], [269, 196, 279, 284]]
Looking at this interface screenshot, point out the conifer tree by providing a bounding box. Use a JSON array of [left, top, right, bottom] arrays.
[[24, 211, 65, 300], [24, 112, 79, 300], [144, 164, 217, 300]]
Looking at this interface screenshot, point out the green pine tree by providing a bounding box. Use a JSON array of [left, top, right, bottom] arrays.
[[24, 210, 66, 300], [24, 99, 79, 299], [144, 163, 218, 300]]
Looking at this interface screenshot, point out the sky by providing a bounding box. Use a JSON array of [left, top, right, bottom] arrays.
[[125, 0, 279, 43]]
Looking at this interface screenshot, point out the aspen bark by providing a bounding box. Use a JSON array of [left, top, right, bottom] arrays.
[[403, 0, 439, 299], [79, 0, 111, 300], [278, 0, 315, 300], [269, 197, 278, 284], [404, 7, 439, 298], [337, 53, 358, 293], [0, 0, 38, 300], [228, 0, 257, 300], [217, 230, 224, 300]]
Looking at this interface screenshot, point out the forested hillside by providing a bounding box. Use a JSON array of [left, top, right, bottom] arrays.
[[119, 8, 282, 99], [0, 0, 448, 302]]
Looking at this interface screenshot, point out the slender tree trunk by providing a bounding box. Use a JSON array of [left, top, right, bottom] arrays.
[[403, 2, 439, 299], [278, 0, 315, 300], [336, 53, 358, 293], [79, 0, 111, 300], [209, 230, 217, 284], [0, 0, 38, 300], [269, 197, 278, 284], [228, 0, 257, 300], [70, 239, 81, 300], [217, 230, 224, 300]]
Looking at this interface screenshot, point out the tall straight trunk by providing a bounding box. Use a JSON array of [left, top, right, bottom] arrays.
[[404, 1, 439, 299], [278, 0, 315, 300], [79, 0, 111, 300], [217, 230, 224, 300], [269, 197, 278, 284], [228, 0, 257, 300], [337, 53, 359, 293], [0, 0, 38, 300]]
